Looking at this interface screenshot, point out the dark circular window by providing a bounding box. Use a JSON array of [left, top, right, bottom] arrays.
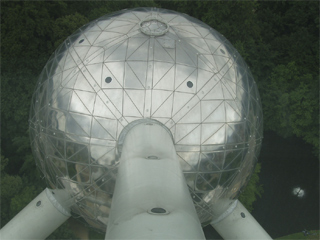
[[79, 39, 84, 44], [146, 155, 159, 160], [105, 77, 112, 83], [150, 207, 167, 214], [241, 212, 246, 218], [220, 49, 225, 54], [187, 81, 193, 88], [36, 201, 41, 207]]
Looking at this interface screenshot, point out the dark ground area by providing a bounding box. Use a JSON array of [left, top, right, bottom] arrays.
[[203, 131, 319, 239]]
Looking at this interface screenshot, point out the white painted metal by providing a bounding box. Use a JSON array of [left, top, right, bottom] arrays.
[[105, 121, 205, 239], [211, 201, 272, 239], [30, 8, 264, 231], [0, 188, 70, 240]]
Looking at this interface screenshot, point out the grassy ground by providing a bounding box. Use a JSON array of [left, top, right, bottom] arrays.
[[276, 230, 319, 240]]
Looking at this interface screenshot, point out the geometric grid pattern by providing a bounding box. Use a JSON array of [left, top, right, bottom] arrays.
[[29, 7, 263, 231]]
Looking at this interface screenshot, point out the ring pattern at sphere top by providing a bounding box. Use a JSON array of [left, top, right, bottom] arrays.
[[140, 17, 169, 36], [29, 7, 263, 231]]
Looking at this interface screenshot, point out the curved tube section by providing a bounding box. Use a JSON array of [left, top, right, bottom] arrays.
[[211, 201, 272, 239], [0, 188, 70, 240], [105, 121, 205, 239]]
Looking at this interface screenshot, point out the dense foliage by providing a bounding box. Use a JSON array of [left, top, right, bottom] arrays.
[[1, 1, 318, 239]]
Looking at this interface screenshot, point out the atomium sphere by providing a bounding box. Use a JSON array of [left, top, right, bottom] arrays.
[[29, 8, 263, 231]]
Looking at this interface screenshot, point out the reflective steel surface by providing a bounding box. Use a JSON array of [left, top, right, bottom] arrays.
[[29, 8, 263, 231]]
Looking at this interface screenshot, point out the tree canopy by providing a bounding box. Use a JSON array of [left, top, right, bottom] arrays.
[[1, 1, 318, 238]]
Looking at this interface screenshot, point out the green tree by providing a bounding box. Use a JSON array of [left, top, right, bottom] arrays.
[[260, 62, 318, 151], [0, 155, 23, 226], [239, 163, 263, 212]]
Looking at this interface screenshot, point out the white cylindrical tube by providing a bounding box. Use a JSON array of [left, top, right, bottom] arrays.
[[211, 200, 272, 239], [0, 188, 70, 240], [105, 122, 205, 239]]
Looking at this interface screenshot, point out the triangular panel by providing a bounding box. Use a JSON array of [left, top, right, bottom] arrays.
[[176, 44, 196, 67], [154, 39, 175, 63], [177, 152, 199, 172], [223, 150, 243, 170], [125, 89, 145, 116], [69, 112, 92, 136], [105, 40, 128, 62], [225, 102, 241, 122], [175, 65, 196, 89], [196, 69, 214, 92], [176, 70, 197, 94], [104, 62, 125, 87], [198, 56, 214, 72], [63, 52, 78, 70], [102, 89, 123, 115], [66, 113, 89, 137], [127, 61, 148, 87], [123, 91, 143, 117], [197, 27, 211, 38], [174, 25, 202, 37], [74, 91, 96, 114], [124, 62, 145, 89], [177, 124, 201, 145], [177, 154, 197, 172], [93, 94, 115, 119], [151, 90, 173, 118], [73, 46, 91, 62], [201, 100, 224, 122], [83, 31, 102, 45], [172, 92, 194, 116], [69, 91, 90, 114], [127, 39, 149, 61], [91, 117, 115, 140], [62, 69, 78, 88], [74, 74, 95, 92], [79, 64, 101, 90], [175, 123, 199, 143], [153, 65, 175, 91], [199, 153, 221, 172], [204, 39, 222, 54], [153, 62, 174, 86], [203, 81, 224, 100], [94, 32, 124, 45], [201, 123, 225, 144], [102, 64, 123, 88], [52, 89, 73, 111], [179, 102, 201, 124], [222, 82, 235, 100], [90, 145, 116, 163], [213, 55, 229, 73]]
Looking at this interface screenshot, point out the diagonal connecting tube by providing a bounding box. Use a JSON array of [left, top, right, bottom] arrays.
[[105, 120, 205, 239]]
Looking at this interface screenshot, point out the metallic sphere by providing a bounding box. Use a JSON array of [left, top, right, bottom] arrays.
[[29, 7, 263, 231]]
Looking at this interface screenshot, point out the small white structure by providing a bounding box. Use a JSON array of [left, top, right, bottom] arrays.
[[293, 187, 305, 198]]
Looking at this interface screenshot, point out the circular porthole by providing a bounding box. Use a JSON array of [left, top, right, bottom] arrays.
[[146, 155, 159, 160], [148, 207, 169, 215], [187, 81, 193, 88], [105, 77, 112, 83], [79, 39, 84, 44]]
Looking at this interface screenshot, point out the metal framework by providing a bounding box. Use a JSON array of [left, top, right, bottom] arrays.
[[0, 8, 271, 240]]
